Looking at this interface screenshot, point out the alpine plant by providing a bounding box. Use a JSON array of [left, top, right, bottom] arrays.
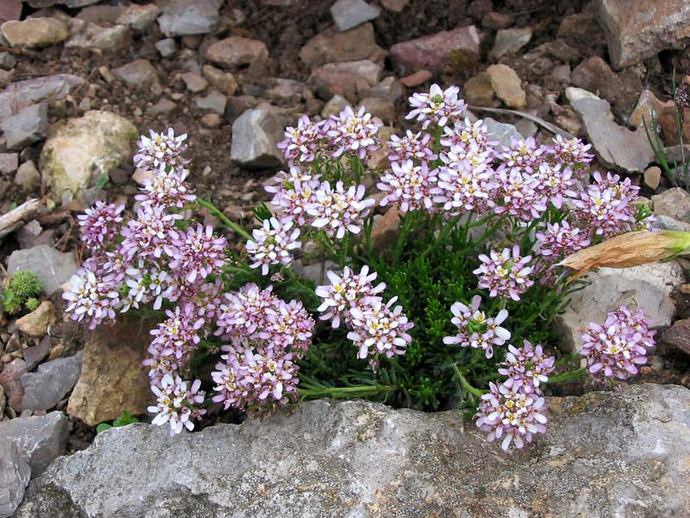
[[66, 84, 656, 449]]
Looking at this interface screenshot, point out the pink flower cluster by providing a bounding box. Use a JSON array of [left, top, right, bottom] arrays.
[[316, 266, 413, 367], [443, 295, 510, 358], [474, 246, 534, 302], [580, 305, 655, 380]]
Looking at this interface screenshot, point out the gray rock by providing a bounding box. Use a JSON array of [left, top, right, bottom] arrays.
[[596, 0, 690, 69], [556, 262, 684, 352], [7, 245, 78, 295], [20, 352, 83, 412], [14, 161, 40, 191], [0, 74, 85, 122], [489, 27, 533, 61], [0, 442, 30, 518], [309, 59, 382, 101], [0, 152, 17, 173], [0, 18, 69, 49], [330, 0, 380, 32], [193, 89, 226, 114], [65, 23, 130, 51], [158, 0, 222, 37], [0, 52, 16, 70], [115, 3, 160, 32], [15, 384, 690, 517], [112, 59, 159, 90], [0, 412, 69, 475], [299, 23, 385, 69], [567, 87, 654, 173], [652, 187, 690, 222], [27, 0, 99, 6], [483, 117, 522, 149], [204, 36, 269, 69], [155, 38, 177, 58], [0, 103, 48, 150], [321, 94, 349, 117], [230, 104, 285, 169]]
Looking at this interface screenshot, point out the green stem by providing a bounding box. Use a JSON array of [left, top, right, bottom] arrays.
[[546, 367, 587, 384], [298, 384, 398, 400], [452, 364, 486, 397], [197, 199, 253, 241]]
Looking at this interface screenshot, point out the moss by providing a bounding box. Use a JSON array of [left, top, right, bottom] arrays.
[[2, 270, 43, 315]]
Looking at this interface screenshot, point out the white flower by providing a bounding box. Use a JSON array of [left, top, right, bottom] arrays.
[[443, 295, 510, 358], [307, 181, 374, 239], [246, 217, 302, 275]]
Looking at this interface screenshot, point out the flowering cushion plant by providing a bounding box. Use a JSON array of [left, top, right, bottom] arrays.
[[65, 85, 657, 450]]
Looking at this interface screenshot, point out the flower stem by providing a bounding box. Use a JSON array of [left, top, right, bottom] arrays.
[[298, 384, 397, 400], [197, 198, 252, 241], [546, 367, 587, 384], [452, 364, 486, 397]]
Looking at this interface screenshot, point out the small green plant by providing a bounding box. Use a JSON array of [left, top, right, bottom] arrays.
[[96, 411, 140, 434], [2, 270, 42, 315]]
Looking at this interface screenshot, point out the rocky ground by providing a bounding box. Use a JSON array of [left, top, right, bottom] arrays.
[[0, 0, 690, 516]]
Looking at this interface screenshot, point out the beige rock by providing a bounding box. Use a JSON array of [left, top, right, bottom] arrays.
[[67, 319, 154, 426], [643, 166, 662, 190], [299, 23, 385, 68], [463, 72, 495, 105], [204, 36, 268, 68], [1, 18, 69, 48], [486, 64, 526, 108], [16, 301, 55, 338], [201, 65, 237, 96], [180, 72, 208, 93]]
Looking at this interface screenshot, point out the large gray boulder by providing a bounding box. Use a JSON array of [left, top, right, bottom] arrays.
[[230, 104, 285, 169], [15, 384, 690, 517]]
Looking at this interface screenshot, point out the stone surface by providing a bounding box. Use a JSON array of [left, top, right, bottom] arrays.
[[193, 89, 226, 114], [180, 72, 207, 93], [360, 96, 395, 123], [489, 27, 533, 61], [14, 160, 41, 191], [643, 166, 662, 190], [230, 104, 285, 169], [7, 246, 77, 295], [112, 59, 159, 90], [595, 0, 690, 69], [202, 65, 238, 97], [157, 0, 222, 37], [556, 262, 684, 352], [390, 25, 480, 74], [20, 352, 83, 412], [0, 103, 48, 150], [0, 0, 21, 25], [65, 23, 130, 51], [1, 18, 69, 48], [380, 0, 409, 12], [399, 69, 432, 87], [0, 152, 17, 174], [15, 302, 56, 338], [463, 71, 496, 105], [299, 23, 385, 68], [652, 187, 690, 222], [629, 89, 675, 129], [67, 320, 153, 427], [483, 117, 522, 149], [0, 442, 30, 518], [16, 384, 690, 517], [40, 110, 137, 203], [309, 59, 382, 101], [0, 412, 69, 476], [204, 36, 269, 68], [567, 87, 654, 173], [486, 64, 526, 108], [661, 318, 690, 355], [155, 38, 176, 58], [330, 0, 380, 32], [0, 359, 27, 411], [0, 74, 85, 123], [115, 3, 160, 32]]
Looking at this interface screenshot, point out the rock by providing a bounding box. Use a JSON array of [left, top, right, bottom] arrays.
[[200, 113, 222, 128], [330, 0, 380, 32], [14, 160, 41, 191], [321, 95, 350, 117], [0, 0, 21, 25], [22, 337, 51, 371], [489, 27, 533, 61], [483, 117, 522, 149], [67, 320, 153, 427], [0, 74, 85, 123], [629, 89, 675, 129], [193, 89, 226, 114], [380, 0, 409, 12], [264, 78, 309, 106], [180, 72, 207, 93], [20, 352, 83, 412], [595, 0, 690, 69], [27, 0, 100, 6], [0, 152, 17, 174], [643, 166, 662, 190], [16, 385, 690, 517], [0, 412, 69, 475], [371, 207, 401, 250], [155, 38, 176, 58], [463, 71, 496, 105], [1, 18, 69, 48], [652, 187, 690, 222], [570, 56, 641, 116], [0, 442, 30, 518], [0, 359, 27, 411], [231, 105, 285, 169], [158, 0, 222, 37], [202, 65, 238, 97], [40, 110, 137, 203], [390, 25, 480, 74], [0, 103, 48, 150], [15, 302, 55, 338], [362, 76, 404, 104], [360, 96, 395, 123], [556, 262, 684, 352], [112, 59, 159, 90], [299, 23, 385, 69], [0, 385, 4, 416], [482, 11, 514, 30], [567, 87, 654, 173], [65, 23, 130, 51], [661, 318, 690, 355], [309, 59, 382, 101], [204, 36, 269, 68], [76, 4, 124, 25], [399, 69, 432, 87], [7, 246, 77, 295], [485, 64, 526, 108], [146, 98, 176, 116], [115, 3, 160, 32]]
